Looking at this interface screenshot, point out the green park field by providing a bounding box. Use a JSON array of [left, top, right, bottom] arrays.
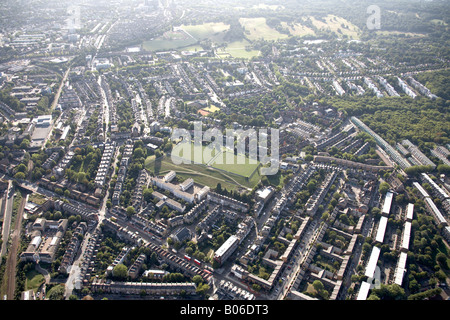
[[145, 143, 262, 191]]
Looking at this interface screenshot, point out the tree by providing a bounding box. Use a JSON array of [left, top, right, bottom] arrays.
[[126, 206, 136, 217], [133, 147, 146, 159], [371, 284, 405, 300], [112, 264, 128, 280], [379, 182, 390, 195], [143, 187, 153, 202], [437, 164, 450, 175], [252, 283, 261, 292], [371, 207, 381, 217], [64, 189, 71, 198], [192, 275, 203, 285], [14, 172, 26, 180], [196, 283, 210, 297], [47, 284, 65, 300], [20, 139, 30, 149], [185, 246, 194, 255], [312, 280, 329, 299], [16, 163, 27, 173], [436, 252, 449, 269], [312, 280, 325, 292]]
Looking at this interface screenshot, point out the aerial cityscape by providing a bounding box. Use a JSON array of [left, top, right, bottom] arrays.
[[0, 0, 449, 305]]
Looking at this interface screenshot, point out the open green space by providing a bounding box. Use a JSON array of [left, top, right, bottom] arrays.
[[220, 40, 261, 59], [281, 22, 316, 37], [171, 142, 260, 179], [202, 105, 220, 113], [143, 38, 197, 52], [181, 22, 230, 43], [309, 14, 360, 39], [210, 150, 260, 179], [171, 142, 222, 165], [239, 17, 289, 41], [143, 29, 197, 51], [25, 270, 45, 292], [144, 150, 261, 191], [28, 193, 48, 205]]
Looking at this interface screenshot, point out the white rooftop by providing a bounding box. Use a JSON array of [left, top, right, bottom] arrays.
[[365, 246, 381, 279]]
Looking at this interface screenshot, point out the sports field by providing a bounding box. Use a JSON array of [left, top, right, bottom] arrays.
[[145, 154, 261, 191], [146, 142, 262, 191], [171, 142, 259, 178], [210, 149, 260, 178], [218, 40, 261, 59], [171, 142, 221, 165]]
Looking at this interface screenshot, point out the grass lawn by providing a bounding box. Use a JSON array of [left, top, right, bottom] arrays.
[[181, 44, 205, 52], [281, 22, 315, 37], [309, 14, 361, 39], [305, 283, 318, 296], [171, 142, 222, 165], [202, 105, 220, 113], [25, 270, 45, 292], [171, 142, 259, 178], [239, 17, 289, 41], [211, 150, 260, 178], [181, 22, 230, 43], [222, 40, 261, 59], [143, 38, 197, 51], [28, 193, 48, 205], [145, 151, 261, 191]]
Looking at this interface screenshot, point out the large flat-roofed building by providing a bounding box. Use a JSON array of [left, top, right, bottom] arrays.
[[365, 246, 381, 279], [413, 181, 430, 198], [152, 178, 195, 203], [20, 219, 68, 263], [357, 281, 372, 300], [35, 114, 52, 127], [406, 203, 414, 222], [180, 178, 194, 191], [164, 170, 176, 182], [421, 173, 449, 201], [394, 252, 408, 286], [401, 140, 435, 168], [29, 114, 53, 151], [382, 191, 394, 216], [424, 197, 448, 226], [400, 222, 412, 252], [214, 235, 239, 265], [256, 186, 275, 203], [375, 216, 388, 244]]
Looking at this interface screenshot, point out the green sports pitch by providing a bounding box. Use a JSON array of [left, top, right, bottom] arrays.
[[171, 142, 260, 179]]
